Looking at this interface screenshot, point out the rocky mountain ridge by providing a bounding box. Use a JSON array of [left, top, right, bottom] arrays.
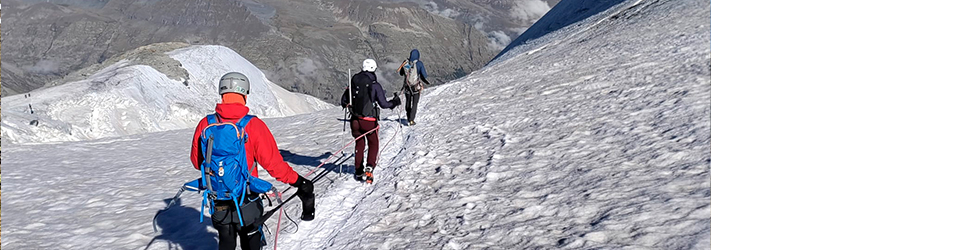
[[1, 0, 523, 103]]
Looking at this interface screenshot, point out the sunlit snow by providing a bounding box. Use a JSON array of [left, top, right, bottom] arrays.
[[1, 45, 329, 144], [1, 0, 710, 249]]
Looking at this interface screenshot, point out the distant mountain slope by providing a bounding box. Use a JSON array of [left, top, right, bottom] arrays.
[[0, 44, 330, 143], [0, 0, 496, 103]]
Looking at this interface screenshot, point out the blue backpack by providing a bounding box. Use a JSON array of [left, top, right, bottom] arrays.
[[184, 114, 273, 226]]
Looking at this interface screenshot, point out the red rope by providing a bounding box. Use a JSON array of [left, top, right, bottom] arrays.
[[271, 107, 406, 249], [300, 125, 380, 178], [273, 206, 284, 250], [271, 117, 388, 249], [380, 111, 404, 153]]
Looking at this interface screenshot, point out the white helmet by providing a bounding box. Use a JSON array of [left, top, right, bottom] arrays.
[[362, 59, 377, 72], [218, 72, 250, 96]]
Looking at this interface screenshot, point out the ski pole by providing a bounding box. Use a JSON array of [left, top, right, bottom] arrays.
[[345, 68, 352, 132]]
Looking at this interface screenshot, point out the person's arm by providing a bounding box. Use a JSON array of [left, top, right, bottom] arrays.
[[373, 83, 399, 109], [189, 118, 209, 170], [340, 86, 351, 107], [418, 61, 431, 85], [247, 118, 300, 184], [248, 118, 315, 220]]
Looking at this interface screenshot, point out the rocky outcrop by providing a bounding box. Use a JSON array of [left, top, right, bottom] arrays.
[[60, 42, 192, 85]]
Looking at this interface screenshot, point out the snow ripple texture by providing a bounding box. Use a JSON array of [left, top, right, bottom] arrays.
[[311, 0, 712, 249]]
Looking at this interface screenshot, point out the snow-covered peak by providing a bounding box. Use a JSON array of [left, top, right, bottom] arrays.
[[0, 45, 330, 143]]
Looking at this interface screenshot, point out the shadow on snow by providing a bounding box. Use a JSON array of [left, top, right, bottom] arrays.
[[279, 150, 356, 176], [146, 198, 217, 250]]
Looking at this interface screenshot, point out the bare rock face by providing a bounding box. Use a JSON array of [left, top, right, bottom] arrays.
[[332, 1, 496, 92], [1, 0, 498, 104], [1, 1, 120, 93]]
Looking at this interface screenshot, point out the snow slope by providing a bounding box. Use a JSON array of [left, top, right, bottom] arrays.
[[493, 0, 631, 63], [0, 45, 330, 144], [1, 0, 710, 249]]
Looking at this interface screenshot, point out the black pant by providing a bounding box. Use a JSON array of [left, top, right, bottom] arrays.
[[212, 198, 265, 250], [405, 91, 421, 122]]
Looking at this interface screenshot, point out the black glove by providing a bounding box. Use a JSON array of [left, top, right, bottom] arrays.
[[291, 175, 315, 221], [389, 94, 402, 108]]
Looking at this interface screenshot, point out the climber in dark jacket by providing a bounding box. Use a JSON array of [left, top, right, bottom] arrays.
[[398, 49, 431, 126], [341, 59, 400, 183]]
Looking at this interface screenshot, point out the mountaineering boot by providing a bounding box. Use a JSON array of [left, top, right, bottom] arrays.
[[409, 121, 416, 126], [354, 166, 365, 182], [364, 165, 375, 184]]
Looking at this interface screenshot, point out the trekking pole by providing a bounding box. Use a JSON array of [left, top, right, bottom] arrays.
[[258, 153, 353, 224], [269, 153, 353, 250], [348, 68, 352, 102], [345, 68, 352, 132], [266, 124, 381, 207]]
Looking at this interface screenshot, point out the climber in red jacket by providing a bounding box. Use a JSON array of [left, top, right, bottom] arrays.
[[189, 72, 314, 250]]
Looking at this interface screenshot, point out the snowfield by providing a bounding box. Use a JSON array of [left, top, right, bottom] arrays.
[[1, 0, 710, 249]]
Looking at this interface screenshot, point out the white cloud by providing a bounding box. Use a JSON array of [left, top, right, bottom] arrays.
[[487, 30, 512, 51], [420, 1, 459, 18], [510, 0, 552, 24], [438, 8, 459, 18], [25, 59, 62, 74], [295, 58, 318, 76]]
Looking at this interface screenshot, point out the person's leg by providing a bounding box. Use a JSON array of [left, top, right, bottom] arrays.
[[409, 92, 421, 123], [366, 122, 380, 167], [404, 92, 414, 121], [237, 201, 266, 250], [212, 205, 239, 250], [406, 92, 418, 123], [351, 119, 365, 171], [214, 223, 238, 250]]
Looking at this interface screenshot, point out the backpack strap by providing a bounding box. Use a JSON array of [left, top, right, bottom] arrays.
[[236, 115, 254, 141], [236, 115, 254, 128], [206, 114, 219, 125]]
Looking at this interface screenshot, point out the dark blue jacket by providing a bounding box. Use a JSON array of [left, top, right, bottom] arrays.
[[399, 49, 431, 85]]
